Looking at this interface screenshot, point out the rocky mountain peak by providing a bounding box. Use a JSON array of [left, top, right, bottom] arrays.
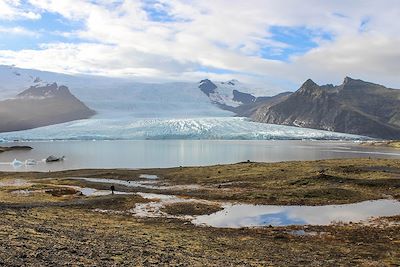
[[17, 83, 72, 99], [199, 79, 217, 96], [341, 76, 377, 90], [343, 76, 354, 85], [302, 78, 318, 87], [251, 77, 400, 139], [297, 79, 322, 96]]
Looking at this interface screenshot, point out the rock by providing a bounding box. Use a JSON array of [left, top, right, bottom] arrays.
[[46, 155, 65, 163]]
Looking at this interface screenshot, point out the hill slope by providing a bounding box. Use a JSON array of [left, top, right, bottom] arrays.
[[0, 83, 96, 132], [251, 77, 400, 139]]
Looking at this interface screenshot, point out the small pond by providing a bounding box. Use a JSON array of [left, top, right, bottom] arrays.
[[192, 200, 400, 228]]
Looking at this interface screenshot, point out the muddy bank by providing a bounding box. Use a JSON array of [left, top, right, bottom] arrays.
[[362, 140, 400, 149], [0, 146, 32, 153]]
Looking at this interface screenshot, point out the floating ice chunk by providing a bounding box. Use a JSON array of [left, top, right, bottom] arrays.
[[11, 159, 23, 167], [25, 159, 37, 165]]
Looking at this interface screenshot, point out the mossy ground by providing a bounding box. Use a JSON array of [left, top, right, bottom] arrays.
[[0, 158, 399, 265], [161, 202, 223, 216]]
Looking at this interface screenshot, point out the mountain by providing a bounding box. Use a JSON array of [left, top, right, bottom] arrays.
[[0, 83, 95, 132], [199, 79, 254, 108], [0, 66, 270, 119], [232, 91, 292, 117], [0, 66, 235, 118], [0, 66, 366, 141], [197, 79, 290, 116], [251, 77, 400, 139]]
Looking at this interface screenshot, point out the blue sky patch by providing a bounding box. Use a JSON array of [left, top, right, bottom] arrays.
[[260, 26, 333, 61], [196, 66, 239, 75], [359, 17, 371, 32], [0, 12, 84, 50], [142, 1, 177, 23]]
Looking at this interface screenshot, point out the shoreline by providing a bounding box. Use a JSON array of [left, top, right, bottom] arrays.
[[361, 140, 400, 149]]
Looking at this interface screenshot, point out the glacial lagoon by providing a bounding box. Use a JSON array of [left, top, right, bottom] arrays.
[[0, 140, 400, 171]]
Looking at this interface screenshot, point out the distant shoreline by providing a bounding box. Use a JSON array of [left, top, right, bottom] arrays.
[[361, 140, 400, 149], [0, 145, 32, 153]]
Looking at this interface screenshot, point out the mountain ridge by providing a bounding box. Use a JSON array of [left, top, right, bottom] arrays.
[[0, 83, 96, 133], [250, 77, 400, 139]]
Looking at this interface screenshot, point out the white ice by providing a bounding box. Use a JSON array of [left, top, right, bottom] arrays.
[[0, 117, 367, 141]]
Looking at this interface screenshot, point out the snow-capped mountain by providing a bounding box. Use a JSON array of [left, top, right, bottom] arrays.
[[0, 65, 261, 118], [198, 79, 258, 108], [0, 65, 367, 140]]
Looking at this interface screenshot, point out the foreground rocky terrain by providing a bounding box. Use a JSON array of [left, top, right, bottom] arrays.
[[0, 158, 399, 265]]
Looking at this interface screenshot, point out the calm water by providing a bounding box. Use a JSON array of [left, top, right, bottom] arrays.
[[0, 140, 399, 171], [193, 200, 400, 227]]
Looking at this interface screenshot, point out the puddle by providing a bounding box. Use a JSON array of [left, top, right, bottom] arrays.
[[139, 174, 159, 179], [57, 184, 131, 197], [79, 187, 130, 196], [0, 177, 135, 199], [192, 200, 400, 228], [71, 177, 158, 189], [288, 230, 319, 236], [70, 177, 200, 190], [6, 177, 399, 229]]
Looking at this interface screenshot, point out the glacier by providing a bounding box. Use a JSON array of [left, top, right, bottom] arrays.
[[0, 117, 368, 141], [0, 66, 369, 141]]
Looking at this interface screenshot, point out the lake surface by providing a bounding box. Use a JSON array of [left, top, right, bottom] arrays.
[[0, 140, 399, 172]]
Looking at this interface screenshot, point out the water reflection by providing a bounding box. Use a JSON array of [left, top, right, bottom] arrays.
[[193, 200, 400, 228]]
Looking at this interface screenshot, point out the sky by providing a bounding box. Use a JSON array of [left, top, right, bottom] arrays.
[[0, 0, 400, 93]]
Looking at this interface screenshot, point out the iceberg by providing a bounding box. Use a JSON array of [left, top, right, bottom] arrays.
[[11, 159, 23, 167]]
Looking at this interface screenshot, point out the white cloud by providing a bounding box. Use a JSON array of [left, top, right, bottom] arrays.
[[0, 0, 41, 20], [0, 25, 38, 36], [0, 0, 400, 92]]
